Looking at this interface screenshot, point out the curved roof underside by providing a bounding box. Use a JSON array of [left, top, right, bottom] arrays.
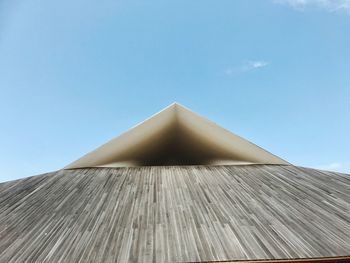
[[1, 165, 350, 262], [66, 103, 288, 168]]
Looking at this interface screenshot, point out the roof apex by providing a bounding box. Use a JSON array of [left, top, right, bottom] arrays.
[[65, 103, 289, 168]]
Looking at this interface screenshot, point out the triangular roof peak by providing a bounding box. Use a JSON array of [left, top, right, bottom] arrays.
[[65, 103, 289, 168]]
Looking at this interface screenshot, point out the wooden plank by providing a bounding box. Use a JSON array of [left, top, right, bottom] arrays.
[[0, 165, 350, 262]]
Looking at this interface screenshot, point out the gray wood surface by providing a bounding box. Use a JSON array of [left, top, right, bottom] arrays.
[[0, 165, 350, 262]]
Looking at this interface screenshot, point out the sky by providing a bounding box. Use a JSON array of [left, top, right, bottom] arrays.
[[0, 0, 350, 182]]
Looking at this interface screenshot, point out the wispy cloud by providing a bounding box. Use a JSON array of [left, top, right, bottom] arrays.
[[274, 0, 350, 13], [225, 60, 270, 75], [242, 60, 270, 71], [314, 161, 350, 173]]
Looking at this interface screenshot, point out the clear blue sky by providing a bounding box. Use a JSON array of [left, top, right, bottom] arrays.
[[1, 0, 350, 182]]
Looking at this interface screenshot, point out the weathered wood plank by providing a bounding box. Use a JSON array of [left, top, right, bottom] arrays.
[[0, 165, 350, 262]]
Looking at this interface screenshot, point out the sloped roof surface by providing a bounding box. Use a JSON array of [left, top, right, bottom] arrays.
[[66, 104, 288, 168], [1, 165, 350, 262]]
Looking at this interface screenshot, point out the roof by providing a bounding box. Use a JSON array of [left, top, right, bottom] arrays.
[[65, 103, 288, 169], [1, 165, 350, 262]]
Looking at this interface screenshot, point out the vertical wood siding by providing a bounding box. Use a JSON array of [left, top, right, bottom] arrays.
[[0, 165, 350, 262]]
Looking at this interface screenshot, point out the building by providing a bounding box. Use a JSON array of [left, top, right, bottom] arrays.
[[0, 103, 350, 262]]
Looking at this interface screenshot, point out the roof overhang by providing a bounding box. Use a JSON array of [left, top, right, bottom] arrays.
[[65, 103, 289, 169]]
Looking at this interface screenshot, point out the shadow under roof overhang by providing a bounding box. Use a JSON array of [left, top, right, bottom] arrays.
[[65, 103, 289, 169]]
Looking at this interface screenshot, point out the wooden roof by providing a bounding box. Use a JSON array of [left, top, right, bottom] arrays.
[[1, 165, 350, 262]]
